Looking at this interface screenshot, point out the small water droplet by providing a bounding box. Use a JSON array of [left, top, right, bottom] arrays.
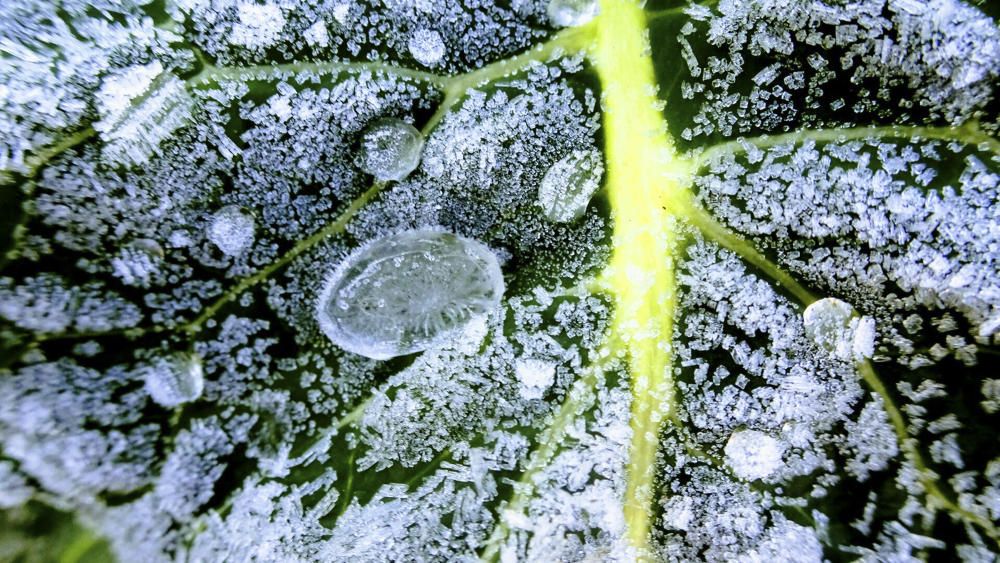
[[357, 118, 425, 182], [537, 148, 604, 223]]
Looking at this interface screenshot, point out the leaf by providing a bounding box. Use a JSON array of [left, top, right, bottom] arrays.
[[1, 0, 999, 561]]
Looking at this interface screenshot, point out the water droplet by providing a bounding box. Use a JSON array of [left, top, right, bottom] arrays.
[[316, 229, 504, 359], [357, 118, 424, 182], [208, 205, 255, 257], [408, 28, 445, 67], [802, 297, 853, 352], [547, 0, 599, 27], [724, 429, 784, 481], [144, 353, 204, 407], [537, 148, 604, 223]]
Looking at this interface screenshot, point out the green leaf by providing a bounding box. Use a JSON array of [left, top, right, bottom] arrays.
[[1, 0, 999, 561]]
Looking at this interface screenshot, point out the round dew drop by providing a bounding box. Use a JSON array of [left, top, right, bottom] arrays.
[[144, 353, 204, 407], [724, 429, 784, 481], [408, 28, 445, 67], [316, 229, 504, 360], [537, 148, 605, 223], [208, 205, 255, 256], [547, 0, 600, 27], [358, 118, 425, 182]]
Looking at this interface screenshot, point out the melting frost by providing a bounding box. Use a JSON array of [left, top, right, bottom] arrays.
[[208, 205, 256, 257], [357, 118, 425, 182], [144, 353, 205, 407], [536, 148, 604, 223], [316, 229, 504, 359]]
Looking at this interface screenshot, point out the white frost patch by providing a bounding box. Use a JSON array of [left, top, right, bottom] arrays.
[[514, 358, 556, 400], [143, 353, 205, 407], [547, 0, 600, 28], [407, 29, 445, 68], [230, 3, 286, 49], [852, 315, 876, 360], [304, 20, 329, 48], [95, 64, 192, 166], [724, 429, 784, 481], [95, 61, 163, 124], [208, 205, 256, 257], [743, 517, 823, 562]]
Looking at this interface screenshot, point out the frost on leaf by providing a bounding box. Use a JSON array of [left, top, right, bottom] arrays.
[[317, 229, 504, 359], [2, 0, 999, 560]]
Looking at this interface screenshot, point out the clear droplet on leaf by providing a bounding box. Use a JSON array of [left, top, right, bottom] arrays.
[[408, 28, 445, 67], [357, 119, 425, 182], [537, 148, 604, 223], [208, 205, 255, 257], [316, 229, 504, 359], [547, 0, 599, 27], [144, 353, 205, 407]]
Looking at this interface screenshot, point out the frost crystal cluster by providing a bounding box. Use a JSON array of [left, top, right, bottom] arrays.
[[0, 0, 998, 561]]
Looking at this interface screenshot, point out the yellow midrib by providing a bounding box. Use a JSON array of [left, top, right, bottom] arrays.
[[591, 0, 696, 556]]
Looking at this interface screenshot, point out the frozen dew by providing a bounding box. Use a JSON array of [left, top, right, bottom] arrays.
[[357, 119, 425, 182], [803, 297, 854, 358], [407, 29, 445, 68], [803, 298, 876, 361], [143, 353, 205, 408], [547, 0, 600, 28], [208, 205, 256, 257], [316, 229, 504, 359], [724, 429, 784, 481], [514, 358, 556, 400], [537, 148, 605, 223]]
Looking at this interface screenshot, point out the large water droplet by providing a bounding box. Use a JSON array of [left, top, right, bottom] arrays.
[[144, 353, 204, 407], [547, 0, 599, 28], [537, 148, 604, 223], [316, 229, 504, 359], [208, 205, 255, 256], [357, 118, 425, 182]]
